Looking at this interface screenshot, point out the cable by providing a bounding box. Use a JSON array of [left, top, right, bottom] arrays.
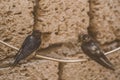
[[0, 40, 18, 50], [0, 40, 120, 63]]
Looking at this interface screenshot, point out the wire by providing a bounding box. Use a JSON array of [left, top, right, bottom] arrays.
[[105, 47, 120, 55], [0, 40, 18, 50], [35, 55, 87, 63], [0, 40, 120, 63]]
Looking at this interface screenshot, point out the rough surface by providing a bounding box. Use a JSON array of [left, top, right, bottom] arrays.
[[36, 0, 89, 48], [110, 0, 120, 40], [59, 0, 120, 80], [0, 0, 59, 80], [0, 0, 34, 59], [60, 49, 120, 80], [0, 0, 120, 80], [90, 0, 120, 44], [0, 60, 59, 80]]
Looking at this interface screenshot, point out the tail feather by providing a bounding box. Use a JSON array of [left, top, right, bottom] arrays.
[[93, 58, 115, 71], [12, 57, 20, 67], [101, 55, 113, 66]]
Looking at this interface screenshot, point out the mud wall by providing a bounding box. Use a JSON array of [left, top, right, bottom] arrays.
[[0, 0, 120, 80]]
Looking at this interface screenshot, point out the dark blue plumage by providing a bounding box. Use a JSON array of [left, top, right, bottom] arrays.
[[13, 30, 41, 66]]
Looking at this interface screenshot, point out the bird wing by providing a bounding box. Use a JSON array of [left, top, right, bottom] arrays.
[[13, 35, 40, 65], [14, 35, 31, 59], [89, 42, 113, 66], [81, 42, 114, 70], [15, 35, 40, 60]]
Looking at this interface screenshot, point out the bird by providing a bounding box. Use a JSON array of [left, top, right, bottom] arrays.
[[12, 30, 41, 66], [80, 34, 115, 70]]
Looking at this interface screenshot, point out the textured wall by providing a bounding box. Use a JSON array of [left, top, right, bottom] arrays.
[[89, 0, 120, 44], [0, 0, 120, 80], [0, 0, 34, 59]]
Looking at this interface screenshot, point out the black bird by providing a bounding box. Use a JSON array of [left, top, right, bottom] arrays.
[[13, 30, 41, 66], [80, 34, 115, 70]]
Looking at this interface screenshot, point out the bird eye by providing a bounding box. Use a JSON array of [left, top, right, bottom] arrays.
[[82, 34, 90, 41]]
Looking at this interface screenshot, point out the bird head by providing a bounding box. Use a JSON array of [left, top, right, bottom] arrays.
[[32, 30, 41, 38], [80, 34, 91, 42]]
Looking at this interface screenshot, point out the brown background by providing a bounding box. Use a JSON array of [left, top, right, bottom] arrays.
[[0, 0, 120, 80]]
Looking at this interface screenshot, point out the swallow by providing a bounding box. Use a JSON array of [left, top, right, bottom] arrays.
[[13, 30, 41, 66], [80, 34, 115, 70]]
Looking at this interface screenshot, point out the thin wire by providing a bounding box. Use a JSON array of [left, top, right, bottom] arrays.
[[35, 55, 87, 63], [0, 40, 87, 62], [0, 40, 18, 50], [105, 47, 120, 55], [0, 40, 120, 63]]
